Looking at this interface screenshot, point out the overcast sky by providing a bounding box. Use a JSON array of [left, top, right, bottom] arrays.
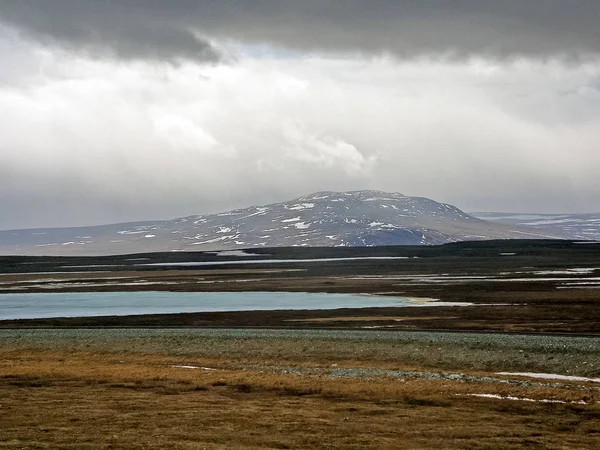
[[1, 1, 599, 229]]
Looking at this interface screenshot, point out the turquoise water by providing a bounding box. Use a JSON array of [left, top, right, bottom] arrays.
[[0, 291, 412, 320]]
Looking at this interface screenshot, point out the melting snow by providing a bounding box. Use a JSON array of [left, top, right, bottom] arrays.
[[170, 365, 217, 371], [461, 394, 587, 405], [534, 268, 598, 275], [497, 372, 600, 383], [288, 203, 315, 211], [524, 219, 580, 225], [211, 250, 261, 257], [364, 197, 401, 202], [189, 236, 230, 245]]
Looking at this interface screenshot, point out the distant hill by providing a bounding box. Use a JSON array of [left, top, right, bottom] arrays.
[[471, 212, 600, 242], [0, 190, 566, 256]]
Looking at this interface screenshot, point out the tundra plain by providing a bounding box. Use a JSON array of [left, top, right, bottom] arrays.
[[1, 240, 600, 449]]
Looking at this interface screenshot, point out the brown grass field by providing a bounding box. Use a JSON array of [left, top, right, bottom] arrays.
[[2, 333, 600, 449]]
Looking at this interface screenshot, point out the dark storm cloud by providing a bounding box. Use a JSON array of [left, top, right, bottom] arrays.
[[1, 1, 600, 60], [0, 0, 221, 63]]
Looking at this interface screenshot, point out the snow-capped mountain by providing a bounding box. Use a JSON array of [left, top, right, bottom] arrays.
[[471, 212, 600, 242], [0, 190, 565, 255]]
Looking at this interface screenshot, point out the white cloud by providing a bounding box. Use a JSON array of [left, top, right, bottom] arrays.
[[281, 121, 377, 175], [0, 37, 600, 228]]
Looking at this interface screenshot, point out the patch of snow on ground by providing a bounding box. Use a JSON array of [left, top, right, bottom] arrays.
[[460, 394, 587, 404], [294, 222, 310, 229], [497, 372, 600, 383], [144, 235, 155, 238], [213, 250, 261, 257], [364, 197, 400, 202], [524, 219, 580, 225], [368, 275, 600, 284], [415, 300, 474, 307], [557, 286, 600, 289], [170, 365, 217, 370], [281, 217, 301, 223], [60, 265, 120, 268], [535, 268, 598, 275], [189, 236, 230, 245]]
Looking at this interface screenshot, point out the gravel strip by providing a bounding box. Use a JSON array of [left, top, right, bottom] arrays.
[[2, 328, 599, 377]]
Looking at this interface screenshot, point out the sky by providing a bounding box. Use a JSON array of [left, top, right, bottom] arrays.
[[1, 1, 599, 230]]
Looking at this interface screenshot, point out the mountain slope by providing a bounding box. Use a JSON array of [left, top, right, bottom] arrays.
[[0, 190, 564, 256], [471, 212, 600, 242]]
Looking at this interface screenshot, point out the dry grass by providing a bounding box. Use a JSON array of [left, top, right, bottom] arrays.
[[1, 347, 599, 449]]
